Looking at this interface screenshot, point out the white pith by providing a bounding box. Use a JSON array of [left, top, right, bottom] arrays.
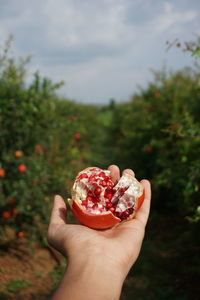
[[70, 167, 143, 218]]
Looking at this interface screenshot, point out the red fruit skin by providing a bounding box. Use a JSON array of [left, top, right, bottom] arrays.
[[136, 190, 145, 211], [2, 211, 11, 219], [18, 164, 27, 173], [17, 231, 25, 238], [73, 133, 81, 140], [14, 150, 23, 158], [35, 145, 44, 153], [0, 168, 5, 177], [70, 200, 120, 229], [68, 167, 145, 229]]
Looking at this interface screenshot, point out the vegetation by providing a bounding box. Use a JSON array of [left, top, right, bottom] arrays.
[[0, 37, 199, 299]]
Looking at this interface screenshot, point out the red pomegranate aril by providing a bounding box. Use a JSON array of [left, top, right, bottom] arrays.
[[109, 207, 115, 212], [69, 167, 144, 229], [82, 200, 88, 206], [89, 175, 97, 182], [106, 202, 113, 208], [105, 193, 113, 200], [87, 191, 93, 197], [96, 179, 102, 184], [104, 176, 109, 181], [79, 173, 88, 180], [102, 180, 107, 187], [95, 187, 102, 195], [93, 197, 100, 203], [99, 172, 106, 178], [86, 196, 93, 202], [128, 207, 134, 214]]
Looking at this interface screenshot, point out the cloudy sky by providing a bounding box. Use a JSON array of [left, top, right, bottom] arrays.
[[0, 0, 199, 104]]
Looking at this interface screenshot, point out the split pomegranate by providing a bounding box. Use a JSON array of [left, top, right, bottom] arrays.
[[68, 167, 144, 229]]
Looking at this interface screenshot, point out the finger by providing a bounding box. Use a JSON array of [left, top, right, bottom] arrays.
[[108, 165, 120, 184], [134, 180, 151, 226], [49, 195, 67, 233], [122, 169, 135, 177]]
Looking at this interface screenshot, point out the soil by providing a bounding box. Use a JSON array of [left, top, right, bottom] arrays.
[[0, 239, 65, 300], [0, 215, 199, 300]]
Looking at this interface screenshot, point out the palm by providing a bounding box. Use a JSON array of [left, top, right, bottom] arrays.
[[48, 165, 151, 270]]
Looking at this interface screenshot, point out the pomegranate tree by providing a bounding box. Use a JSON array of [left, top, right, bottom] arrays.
[[68, 167, 144, 229]]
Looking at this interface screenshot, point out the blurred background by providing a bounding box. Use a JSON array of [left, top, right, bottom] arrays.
[[0, 0, 200, 299]]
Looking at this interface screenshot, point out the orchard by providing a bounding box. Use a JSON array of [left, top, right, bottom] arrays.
[[0, 38, 200, 299]]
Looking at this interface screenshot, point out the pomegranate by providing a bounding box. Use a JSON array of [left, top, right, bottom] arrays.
[[2, 211, 11, 219], [14, 150, 23, 158], [35, 145, 44, 154], [68, 167, 144, 229], [18, 164, 27, 173], [0, 168, 5, 177]]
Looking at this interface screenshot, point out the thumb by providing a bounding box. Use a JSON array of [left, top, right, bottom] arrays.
[[48, 195, 67, 240]]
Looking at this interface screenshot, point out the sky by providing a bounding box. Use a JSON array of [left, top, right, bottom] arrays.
[[0, 0, 200, 104]]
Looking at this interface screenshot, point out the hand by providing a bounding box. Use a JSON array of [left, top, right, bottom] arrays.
[[48, 165, 151, 300]]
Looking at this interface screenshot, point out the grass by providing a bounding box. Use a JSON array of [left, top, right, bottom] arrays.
[[50, 265, 66, 290], [5, 278, 31, 293]]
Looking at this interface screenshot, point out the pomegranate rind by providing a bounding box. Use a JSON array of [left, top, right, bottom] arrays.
[[68, 167, 145, 229], [68, 199, 120, 229], [136, 190, 145, 211]]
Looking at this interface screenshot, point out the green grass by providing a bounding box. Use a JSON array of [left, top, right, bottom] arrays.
[[50, 265, 66, 290], [5, 279, 31, 293]]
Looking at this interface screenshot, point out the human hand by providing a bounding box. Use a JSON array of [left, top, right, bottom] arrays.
[[48, 165, 151, 300]]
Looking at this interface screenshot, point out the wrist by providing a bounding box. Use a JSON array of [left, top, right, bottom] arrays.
[[53, 256, 125, 300]]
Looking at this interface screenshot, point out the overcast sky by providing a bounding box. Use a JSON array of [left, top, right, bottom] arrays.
[[0, 0, 199, 104]]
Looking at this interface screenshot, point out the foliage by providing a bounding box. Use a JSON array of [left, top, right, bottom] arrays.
[[0, 38, 104, 237], [109, 67, 200, 215], [0, 36, 200, 240]]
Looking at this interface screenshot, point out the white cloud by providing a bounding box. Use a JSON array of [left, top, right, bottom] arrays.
[[0, 0, 199, 103]]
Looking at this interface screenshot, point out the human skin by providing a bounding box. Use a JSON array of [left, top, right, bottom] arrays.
[[48, 165, 151, 300]]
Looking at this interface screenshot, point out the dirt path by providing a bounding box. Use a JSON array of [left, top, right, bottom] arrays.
[[0, 240, 65, 300]]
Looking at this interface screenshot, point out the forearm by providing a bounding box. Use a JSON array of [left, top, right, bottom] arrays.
[[51, 258, 124, 300]]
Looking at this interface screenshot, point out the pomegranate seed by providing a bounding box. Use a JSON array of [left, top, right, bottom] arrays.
[[114, 211, 121, 218], [99, 172, 106, 178], [92, 204, 98, 209], [109, 207, 115, 212], [102, 180, 107, 187], [128, 207, 134, 214], [95, 187, 101, 195], [106, 202, 113, 208], [86, 196, 93, 202], [120, 210, 130, 220], [81, 200, 88, 206], [88, 191, 93, 197], [105, 193, 113, 200], [81, 173, 88, 179], [96, 179, 102, 184], [93, 197, 100, 203]]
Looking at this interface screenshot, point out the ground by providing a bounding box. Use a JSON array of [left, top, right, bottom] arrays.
[[0, 214, 199, 300]]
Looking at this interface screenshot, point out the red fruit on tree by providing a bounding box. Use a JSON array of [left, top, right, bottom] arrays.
[[18, 164, 27, 173], [0, 168, 5, 177], [12, 208, 19, 216], [7, 198, 16, 204], [73, 133, 81, 140], [14, 150, 23, 158], [68, 167, 144, 229], [2, 211, 11, 219], [35, 145, 44, 153], [17, 231, 25, 238]]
